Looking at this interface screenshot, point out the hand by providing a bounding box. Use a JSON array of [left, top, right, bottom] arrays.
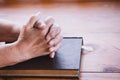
[[35, 15, 63, 58], [0, 12, 62, 67], [15, 13, 62, 60], [46, 23, 63, 58]]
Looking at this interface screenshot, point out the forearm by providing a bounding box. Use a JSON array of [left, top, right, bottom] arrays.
[[0, 19, 20, 42], [0, 42, 27, 68]]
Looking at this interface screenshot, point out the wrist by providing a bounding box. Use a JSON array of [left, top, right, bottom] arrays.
[[14, 40, 31, 61], [6, 41, 30, 66]]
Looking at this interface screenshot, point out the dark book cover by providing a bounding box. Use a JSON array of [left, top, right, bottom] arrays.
[[0, 37, 83, 78]]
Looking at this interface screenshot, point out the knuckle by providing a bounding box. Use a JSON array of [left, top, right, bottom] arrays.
[[45, 16, 54, 22], [48, 42, 52, 47], [54, 24, 61, 31], [51, 26, 55, 31], [51, 27, 60, 34], [54, 27, 61, 34], [50, 32, 55, 38]]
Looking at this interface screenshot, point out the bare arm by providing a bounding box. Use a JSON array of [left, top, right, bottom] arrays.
[[0, 19, 20, 42], [0, 42, 26, 67], [0, 13, 62, 68]]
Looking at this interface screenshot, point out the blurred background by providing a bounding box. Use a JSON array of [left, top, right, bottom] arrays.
[[0, 0, 120, 35], [0, 0, 119, 4]]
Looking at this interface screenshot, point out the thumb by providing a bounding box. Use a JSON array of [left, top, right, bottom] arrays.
[[27, 12, 41, 28]]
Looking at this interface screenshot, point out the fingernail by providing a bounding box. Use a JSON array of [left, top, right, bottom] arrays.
[[40, 22, 46, 29], [51, 52, 55, 58], [49, 48, 54, 52]]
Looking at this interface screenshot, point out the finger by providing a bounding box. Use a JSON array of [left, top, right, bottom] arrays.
[[49, 52, 55, 58], [49, 43, 61, 58], [45, 16, 54, 28], [27, 12, 41, 28], [46, 25, 61, 42], [44, 16, 54, 37], [34, 20, 46, 30], [54, 43, 61, 52], [49, 43, 61, 52], [48, 35, 63, 46], [49, 47, 55, 52]]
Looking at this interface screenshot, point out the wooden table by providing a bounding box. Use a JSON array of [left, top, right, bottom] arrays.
[[0, 1, 120, 80]]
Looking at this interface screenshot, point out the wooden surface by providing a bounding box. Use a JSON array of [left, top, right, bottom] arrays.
[[0, 78, 78, 80], [0, 1, 120, 80], [0, 78, 3, 80]]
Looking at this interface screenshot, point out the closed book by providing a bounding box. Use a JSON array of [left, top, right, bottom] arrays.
[[0, 37, 83, 78]]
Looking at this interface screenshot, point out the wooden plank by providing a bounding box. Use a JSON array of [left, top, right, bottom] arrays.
[[0, 70, 78, 77], [1, 73, 120, 80], [0, 78, 4, 80], [80, 73, 120, 80], [0, 2, 120, 34], [2, 78, 78, 80], [2, 0, 118, 4], [79, 33, 120, 72]]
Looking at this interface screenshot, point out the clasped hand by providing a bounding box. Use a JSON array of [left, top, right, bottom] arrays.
[[16, 12, 63, 60]]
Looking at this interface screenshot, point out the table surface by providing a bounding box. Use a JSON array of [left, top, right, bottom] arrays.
[[0, 1, 120, 80]]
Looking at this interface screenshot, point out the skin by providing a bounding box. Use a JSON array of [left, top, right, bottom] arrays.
[[0, 19, 20, 42], [0, 13, 63, 68]]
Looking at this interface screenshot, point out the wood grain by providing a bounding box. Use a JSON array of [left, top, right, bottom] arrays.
[[4, 77, 78, 80], [0, 78, 3, 80], [1, 0, 118, 5], [80, 73, 120, 80], [0, 70, 78, 77], [80, 33, 120, 72], [0, 1, 120, 80]]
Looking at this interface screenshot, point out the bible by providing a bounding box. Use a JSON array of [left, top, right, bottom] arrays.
[[0, 37, 83, 78]]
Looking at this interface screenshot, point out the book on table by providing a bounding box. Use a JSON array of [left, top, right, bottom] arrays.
[[0, 37, 83, 78]]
